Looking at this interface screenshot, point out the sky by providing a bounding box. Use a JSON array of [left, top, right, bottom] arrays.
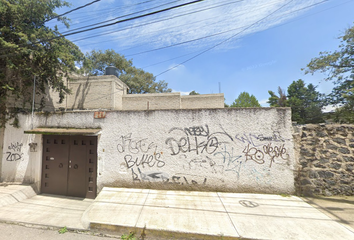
[[46, 0, 354, 107]]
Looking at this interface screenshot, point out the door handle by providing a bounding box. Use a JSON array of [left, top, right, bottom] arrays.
[[69, 160, 72, 163], [69, 165, 71, 168]]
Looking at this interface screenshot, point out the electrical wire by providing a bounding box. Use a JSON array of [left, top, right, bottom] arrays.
[[69, 0, 245, 44], [123, 0, 328, 57], [46, 0, 159, 29], [155, 0, 296, 77], [49, 0, 349, 105], [139, 0, 350, 69], [41, 0, 206, 42], [61, 0, 184, 34], [45, 0, 102, 22], [0, 0, 205, 56]]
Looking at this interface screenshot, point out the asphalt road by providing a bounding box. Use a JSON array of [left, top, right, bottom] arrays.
[[0, 222, 121, 240]]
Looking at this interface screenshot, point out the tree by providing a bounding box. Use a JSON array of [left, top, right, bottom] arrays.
[[304, 24, 354, 122], [268, 80, 325, 124], [82, 49, 171, 94], [230, 92, 261, 107], [189, 90, 200, 95], [0, 0, 83, 126], [282, 80, 325, 124], [267, 87, 287, 107]]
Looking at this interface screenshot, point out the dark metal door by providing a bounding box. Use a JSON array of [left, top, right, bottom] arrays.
[[41, 135, 97, 199], [41, 136, 69, 196]]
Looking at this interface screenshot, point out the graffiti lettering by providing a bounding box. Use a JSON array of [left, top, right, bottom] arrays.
[[257, 131, 286, 142], [214, 145, 243, 179], [243, 143, 289, 167], [6, 152, 23, 161], [262, 143, 289, 167], [125, 153, 165, 169], [131, 168, 207, 185], [165, 124, 232, 156], [117, 134, 164, 170], [117, 133, 157, 154], [8, 142, 23, 152], [243, 144, 265, 164], [184, 125, 209, 136], [6, 142, 24, 161], [235, 133, 258, 147], [165, 136, 219, 156]]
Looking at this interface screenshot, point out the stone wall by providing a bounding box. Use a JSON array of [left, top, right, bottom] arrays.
[[294, 124, 354, 196]]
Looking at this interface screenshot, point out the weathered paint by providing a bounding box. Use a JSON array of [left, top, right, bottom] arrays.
[[1, 108, 295, 194]]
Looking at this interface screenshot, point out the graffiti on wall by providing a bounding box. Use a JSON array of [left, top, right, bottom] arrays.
[[165, 124, 233, 156], [243, 143, 289, 167], [234, 131, 289, 147], [131, 167, 207, 185], [117, 133, 165, 169], [116, 124, 291, 185], [5, 142, 23, 161]]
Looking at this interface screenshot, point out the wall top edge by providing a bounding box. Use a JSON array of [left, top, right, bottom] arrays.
[[27, 107, 291, 116]]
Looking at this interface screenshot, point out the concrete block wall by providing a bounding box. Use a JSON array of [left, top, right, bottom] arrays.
[[294, 124, 354, 196], [122, 93, 181, 110], [5, 75, 128, 112], [122, 93, 225, 110], [181, 94, 224, 109], [1, 108, 295, 195], [65, 75, 127, 110]]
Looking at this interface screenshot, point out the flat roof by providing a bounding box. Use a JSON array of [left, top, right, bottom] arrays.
[[24, 128, 101, 135]]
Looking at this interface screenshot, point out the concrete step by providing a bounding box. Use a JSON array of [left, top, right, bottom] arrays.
[[0, 184, 37, 207]]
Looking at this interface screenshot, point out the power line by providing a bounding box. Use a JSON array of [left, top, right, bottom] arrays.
[[47, 0, 160, 30], [45, 0, 102, 22], [141, 0, 352, 69], [124, 0, 328, 57], [69, 0, 245, 44], [45, 0, 206, 41], [0, 0, 205, 56], [61, 0, 184, 34], [126, 26, 245, 57], [56, 0, 348, 106], [155, 0, 296, 77]]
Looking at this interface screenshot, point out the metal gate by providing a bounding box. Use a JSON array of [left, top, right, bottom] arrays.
[[41, 135, 97, 199]]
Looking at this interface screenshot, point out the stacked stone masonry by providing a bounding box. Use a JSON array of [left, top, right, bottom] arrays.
[[294, 124, 354, 196]]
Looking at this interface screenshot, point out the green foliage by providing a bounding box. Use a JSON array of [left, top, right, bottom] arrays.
[[267, 87, 287, 107], [269, 80, 325, 124], [304, 24, 354, 123], [230, 92, 261, 107], [58, 226, 67, 234], [0, 0, 84, 126], [121, 232, 137, 240], [189, 90, 200, 95], [82, 49, 171, 94]]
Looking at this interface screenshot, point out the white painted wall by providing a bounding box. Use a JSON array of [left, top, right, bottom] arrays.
[[1, 108, 296, 194], [1, 124, 42, 189]]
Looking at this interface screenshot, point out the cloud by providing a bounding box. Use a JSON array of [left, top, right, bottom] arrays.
[[167, 63, 186, 72], [259, 99, 270, 107], [70, 0, 325, 52], [323, 105, 340, 113]]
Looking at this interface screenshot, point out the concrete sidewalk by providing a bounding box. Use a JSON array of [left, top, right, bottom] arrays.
[[0, 185, 354, 240], [302, 195, 354, 231]]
